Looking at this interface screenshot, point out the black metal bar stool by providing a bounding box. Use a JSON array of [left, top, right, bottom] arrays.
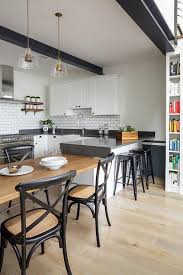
[[113, 153, 145, 200], [130, 148, 155, 189]]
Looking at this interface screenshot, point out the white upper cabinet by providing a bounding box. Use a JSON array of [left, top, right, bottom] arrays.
[[68, 79, 93, 109], [68, 80, 84, 108], [49, 84, 71, 116], [49, 75, 119, 116], [92, 75, 119, 115]]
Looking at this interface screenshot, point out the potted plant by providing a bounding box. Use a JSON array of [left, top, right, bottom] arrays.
[[116, 125, 138, 141], [40, 119, 54, 133]]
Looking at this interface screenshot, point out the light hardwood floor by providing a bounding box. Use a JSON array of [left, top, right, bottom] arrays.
[[1, 179, 183, 275]]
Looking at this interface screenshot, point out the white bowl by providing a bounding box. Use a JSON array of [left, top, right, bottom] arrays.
[[40, 159, 67, 170], [41, 156, 65, 165]]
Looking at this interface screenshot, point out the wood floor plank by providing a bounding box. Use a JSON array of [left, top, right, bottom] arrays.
[[1, 179, 183, 275]]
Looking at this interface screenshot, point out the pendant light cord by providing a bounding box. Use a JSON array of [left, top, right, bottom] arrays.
[[58, 15, 60, 60], [27, 0, 30, 49]]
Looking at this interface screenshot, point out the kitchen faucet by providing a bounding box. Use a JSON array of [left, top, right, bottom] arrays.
[[77, 113, 85, 136]]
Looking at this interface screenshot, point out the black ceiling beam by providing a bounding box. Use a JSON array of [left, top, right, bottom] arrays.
[[0, 25, 103, 75], [116, 0, 174, 54], [143, 0, 174, 40]]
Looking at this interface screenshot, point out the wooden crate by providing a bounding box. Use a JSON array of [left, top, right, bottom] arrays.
[[116, 131, 138, 141]]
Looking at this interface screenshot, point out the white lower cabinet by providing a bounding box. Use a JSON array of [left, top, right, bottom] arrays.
[[48, 135, 63, 152], [34, 135, 81, 157], [34, 135, 48, 157]]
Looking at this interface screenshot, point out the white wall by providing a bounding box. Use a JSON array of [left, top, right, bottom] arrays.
[[104, 56, 166, 140], [0, 71, 49, 134], [0, 40, 94, 134], [14, 71, 49, 113], [0, 39, 166, 137], [154, 0, 174, 34]]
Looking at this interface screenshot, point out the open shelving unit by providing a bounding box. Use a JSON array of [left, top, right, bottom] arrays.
[[21, 102, 44, 115], [166, 49, 182, 194]]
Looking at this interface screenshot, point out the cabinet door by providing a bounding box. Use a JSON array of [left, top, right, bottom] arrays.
[[68, 79, 92, 109], [68, 81, 83, 108], [34, 135, 48, 157], [49, 84, 70, 116], [81, 79, 93, 109], [92, 75, 119, 115], [48, 135, 63, 152]]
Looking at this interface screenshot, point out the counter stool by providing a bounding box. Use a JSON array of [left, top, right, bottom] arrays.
[[113, 153, 145, 200], [130, 148, 155, 189]]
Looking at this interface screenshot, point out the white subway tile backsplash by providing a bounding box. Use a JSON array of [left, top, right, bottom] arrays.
[[0, 102, 45, 135], [51, 109, 120, 130], [0, 104, 120, 135]]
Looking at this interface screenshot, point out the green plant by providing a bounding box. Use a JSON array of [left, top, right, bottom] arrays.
[[40, 119, 54, 128], [119, 125, 136, 132]]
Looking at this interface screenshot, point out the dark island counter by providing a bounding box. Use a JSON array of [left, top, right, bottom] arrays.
[[60, 136, 155, 158]]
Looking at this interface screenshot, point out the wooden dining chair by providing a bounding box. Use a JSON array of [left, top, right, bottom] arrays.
[[4, 144, 50, 211], [68, 153, 115, 247], [0, 170, 76, 275]]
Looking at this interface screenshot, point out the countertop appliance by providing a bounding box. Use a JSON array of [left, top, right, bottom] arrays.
[[0, 135, 34, 164]]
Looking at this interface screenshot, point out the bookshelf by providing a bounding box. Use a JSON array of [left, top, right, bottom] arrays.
[[166, 49, 182, 193]]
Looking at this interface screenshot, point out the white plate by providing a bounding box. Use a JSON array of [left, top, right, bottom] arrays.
[[0, 165, 34, 177]]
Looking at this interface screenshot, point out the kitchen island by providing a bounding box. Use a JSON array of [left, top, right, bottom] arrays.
[[60, 136, 149, 157], [61, 136, 154, 197]]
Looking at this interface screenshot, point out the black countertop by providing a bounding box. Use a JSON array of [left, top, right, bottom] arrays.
[[60, 136, 157, 158], [18, 128, 156, 139], [61, 137, 148, 149]]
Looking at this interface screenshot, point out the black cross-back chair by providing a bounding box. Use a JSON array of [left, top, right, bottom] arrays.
[[0, 170, 76, 275], [68, 153, 115, 247], [4, 144, 50, 211], [4, 144, 34, 163]]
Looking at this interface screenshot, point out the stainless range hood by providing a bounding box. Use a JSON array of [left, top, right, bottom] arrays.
[[0, 65, 26, 104]]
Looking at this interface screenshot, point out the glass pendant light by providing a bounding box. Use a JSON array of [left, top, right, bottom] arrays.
[[18, 0, 39, 70], [51, 13, 68, 77]]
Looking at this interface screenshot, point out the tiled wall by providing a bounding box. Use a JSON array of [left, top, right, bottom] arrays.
[[0, 104, 120, 135], [0, 103, 45, 135], [51, 109, 120, 130]]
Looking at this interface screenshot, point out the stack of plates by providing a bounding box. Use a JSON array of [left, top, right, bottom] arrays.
[[40, 156, 68, 170]]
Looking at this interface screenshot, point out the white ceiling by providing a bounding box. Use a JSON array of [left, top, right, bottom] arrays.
[[0, 0, 162, 67], [154, 0, 174, 34]]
